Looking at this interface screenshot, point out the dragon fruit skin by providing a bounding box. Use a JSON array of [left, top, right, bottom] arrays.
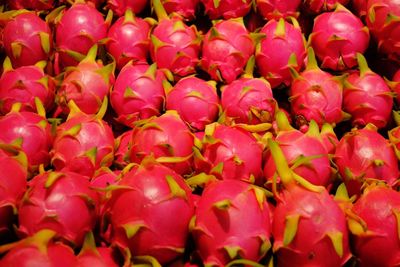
[[192, 179, 271, 266], [366, 0, 400, 63], [256, 0, 301, 20], [129, 111, 194, 175], [255, 18, 306, 89], [3, 12, 52, 68], [201, 0, 251, 19], [110, 63, 166, 128], [201, 18, 255, 84], [351, 0, 368, 18], [290, 48, 345, 130], [55, 2, 109, 69], [194, 124, 263, 184], [302, 0, 350, 14], [103, 162, 195, 264], [343, 54, 393, 129], [391, 68, 400, 105], [334, 125, 399, 197], [221, 76, 276, 125], [114, 130, 133, 169], [106, 10, 151, 70], [6, 0, 55, 11], [349, 183, 400, 266], [107, 0, 148, 17], [51, 112, 115, 178], [18, 171, 98, 247], [310, 5, 370, 71], [166, 77, 220, 131], [0, 60, 55, 115], [0, 230, 79, 267], [161, 0, 200, 20]]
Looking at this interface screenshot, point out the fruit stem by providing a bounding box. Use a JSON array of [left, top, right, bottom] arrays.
[[152, 0, 169, 21]]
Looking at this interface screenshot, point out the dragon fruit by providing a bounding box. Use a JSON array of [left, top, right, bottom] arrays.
[[110, 62, 166, 128], [106, 9, 151, 70], [201, 18, 255, 84], [0, 230, 78, 267], [0, 58, 55, 115], [320, 122, 339, 154], [366, 0, 400, 62], [268, 139, 351, 267], [56, 45, 115, 115], [302, 0, 350, 14], [264, 111, 332, 188], [192, 179, 271, 266], [193, 123, 263, 184], [201, 0, 251, 19], [50, 101, 115, 177], [343, 53, 393, 129], [334, 124, 399, 197], [150, 0, 201, 79], [161, 0, 199, 20], [255, 18, 306, 89], [221, 56, 276, 125], [348, 182, 400, 266], [289, 47, 347, 131], [103, 161, 195, 265], [309, 4, 370, 71], [255, 0, 301, 20], [6, 0, 55, 11], [114, 130, 133, 169], [90, 168, 119, 215], [129, 111, 194, 175], [0, 145, 28, 237], [391, 68, 400, 105], [166, 76, 220, 131], [2, 11, 52, 68], [107, 0, 148, 17], [18, 170, 98, 247], [59, 0, 105, 8], [54, 2, 110, 69], [351, 0, 368, 18]]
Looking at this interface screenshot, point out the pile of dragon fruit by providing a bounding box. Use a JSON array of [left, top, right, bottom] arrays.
[[0, 0, 400, 266]]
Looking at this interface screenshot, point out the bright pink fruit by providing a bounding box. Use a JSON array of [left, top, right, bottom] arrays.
[[334, 125, 399, 197], [192, 179, 271, 266], [77, 233, 120, 267], [256, 0, 301, 20], [166, 77, 220, 131], [107, 0, 148, 17], [391, 68, 400, 105], [103, 162, 195, 264], [310, 4, 370, 71], [6, 0, 55, 10], [106, 9, 151, 70], [256, 18, 306, 89], [18, 171, 98, 247], [201, 0, 251, 18], [352, 0, 368, 17], [3, 11, 52, 68], [302, 0, 350, 14], [129, 111, 194, 175], [161, 0, 200, 19], [91, 168, 119, 216], [114, 130, 133, 169], [110, 63, 166, 128]]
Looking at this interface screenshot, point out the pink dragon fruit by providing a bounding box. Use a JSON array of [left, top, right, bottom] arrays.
[[192, 179, 271, 266], [2, 11, 52, 68], [0, 145, 28, 237], [161, 0, 199, 20], [90, 167, 120, 216], [54, 2, 110, 69], [18, 171, 98, 247], [50, 101, 115, 177], [129, 111, 194, 175], [319, 122, 339, 154], [264, 111, 332, 188], [309, 4, 370, 71], [255, 18, 306, 89], [0, 103, 53, 173], [106, 9, 151, 70], [289, 47, 347, 131], [221, 56, 276, 125], [59, 0, 105, 8], [201, 0, 251, 19], [201, 18, 255, 84], [391, 68, 400, 105], [256, 0, 301, 20], [334, 124, 399, 197], [107, 0, 148, 17], [302, 0, 350, 14], [56, 45, 115, 115], [114, 130, 133, 169], [110, 62, 166, 128], [0, 58, 55, 115], [103, 161, 195, 265], [343, 53, 393, 129], [6, 0, 55, 11], [193, 123, 263, 184], [268, 139, 351, 267], [150, 0, 201, 79], [166, 76, 220, 131], [351, 0, 368, 18], [366, 0, 400, 62], [348, 182, 400, 266], [0, 230, 78, 267]]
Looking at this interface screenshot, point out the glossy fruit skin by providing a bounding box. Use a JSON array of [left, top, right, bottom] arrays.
[[302, 0, 350, 14], [392, 68, 400, 105], [107, 0, 148, 17], [6, 0, 55, 11], [201, 0, 252, 19], [161, 0, 200, 19], [256, 0, 301, 20]]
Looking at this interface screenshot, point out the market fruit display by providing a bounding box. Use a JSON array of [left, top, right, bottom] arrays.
[[0, 0, 400, 266]]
